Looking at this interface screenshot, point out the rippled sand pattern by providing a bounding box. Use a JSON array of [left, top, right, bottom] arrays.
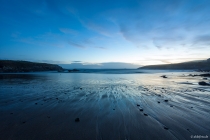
[[0, 73, 210, 140]]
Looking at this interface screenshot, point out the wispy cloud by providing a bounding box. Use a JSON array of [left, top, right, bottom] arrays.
[[94, 46, 107, 50], [81, 21, 113, 37], [59, 28, 78, 35], [193, 34, 210, 44], [2, 0, 210, 65], [68, 41, 86, 48], [71, 61, 81, 63]]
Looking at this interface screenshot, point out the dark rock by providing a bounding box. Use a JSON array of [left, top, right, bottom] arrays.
[[139, 109, 143, 111], [161, 75, 167, 78], [164, 126, 169, 130], [198, 81, 210, 86], [144, 113, 148, 116], [158, 101, 160, 103], [164, 100, 168, 102], [137, 104, 140, 106], [194, 73, 210, 77], [203, 78, 208, 80], [75, 118, 80, 122], [68, 69, 79, 72]]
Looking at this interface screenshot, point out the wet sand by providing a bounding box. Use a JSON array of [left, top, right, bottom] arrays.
[[0, 72, 210, 140]]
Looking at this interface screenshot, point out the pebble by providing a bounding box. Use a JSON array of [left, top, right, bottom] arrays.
[[75, 118, 80, 122], [164, 126, 169, 130]]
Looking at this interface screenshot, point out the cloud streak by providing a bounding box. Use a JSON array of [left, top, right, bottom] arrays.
[[1, 0, 210, 65], [68, 41, 86, 48]]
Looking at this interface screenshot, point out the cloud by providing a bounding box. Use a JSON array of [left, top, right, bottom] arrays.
[[82, 21, 112, 37], [194, 34, 210, 44], [68, 41, 86, 48], [71, 61, 81, 63], [59, 28, 78, 35], [94, 46, 107, 50], [11, 32, 21, 38], [119, 24, 133, 42], [152, 39, 163, 50], [13, 34, 65, 48]]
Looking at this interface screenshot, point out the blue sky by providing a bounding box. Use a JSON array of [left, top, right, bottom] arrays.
[[1, 0, 210, 68]]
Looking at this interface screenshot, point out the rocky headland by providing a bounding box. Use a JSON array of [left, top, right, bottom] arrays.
[[138, 58, 210, 70], [0, 60, 63, 73]]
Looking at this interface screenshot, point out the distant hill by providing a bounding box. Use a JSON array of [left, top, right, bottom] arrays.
[[0, 60, 63, 73], [59, 62, 141, 69], [138, 58, 210, 70]]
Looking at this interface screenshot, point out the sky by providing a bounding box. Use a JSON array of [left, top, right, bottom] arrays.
[[1, 0, 210, 68]]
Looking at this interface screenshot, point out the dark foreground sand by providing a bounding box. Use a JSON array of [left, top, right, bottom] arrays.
[[0, 73, 210, 140]]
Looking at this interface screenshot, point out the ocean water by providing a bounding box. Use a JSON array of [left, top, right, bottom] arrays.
[[0, 70, 210, 140]]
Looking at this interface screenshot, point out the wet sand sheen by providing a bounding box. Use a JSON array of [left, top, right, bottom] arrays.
[[0, 73, 210, 140]]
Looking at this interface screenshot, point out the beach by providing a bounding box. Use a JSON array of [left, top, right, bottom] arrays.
[[0, 71, 210, 140]]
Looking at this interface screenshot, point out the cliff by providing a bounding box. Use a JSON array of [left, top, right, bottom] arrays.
[[0, 60, 63, 73]]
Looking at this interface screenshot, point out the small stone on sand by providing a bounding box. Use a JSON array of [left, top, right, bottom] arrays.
[[164, 126, 169, 130], [75, 118, 80, 122], [161, 75, 167, 78]]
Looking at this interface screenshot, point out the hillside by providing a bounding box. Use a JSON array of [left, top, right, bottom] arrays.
[[138, 58, 210, 70], [0, 60, 63, 73]]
